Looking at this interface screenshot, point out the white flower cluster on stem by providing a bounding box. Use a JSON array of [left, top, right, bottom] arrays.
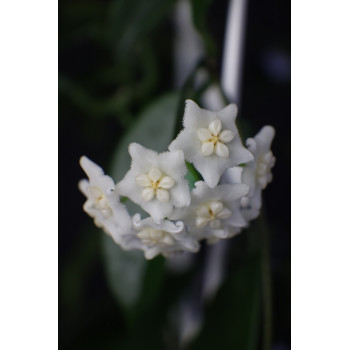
[[79, 100, 276, 259]]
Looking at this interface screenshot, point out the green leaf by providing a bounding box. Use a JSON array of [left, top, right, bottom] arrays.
[[103, 92, 180, 321], [185, 161, 203, 189]]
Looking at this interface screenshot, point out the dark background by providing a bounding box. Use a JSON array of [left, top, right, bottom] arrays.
[[59, 0, 290, 349]]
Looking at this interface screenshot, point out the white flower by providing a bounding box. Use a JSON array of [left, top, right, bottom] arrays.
[[116, 143, 191, 223], [206, 227, 242, 245], [79, 156, 132, 244], [171, 181, 249, 241], [120, 214, 199, 259], [169, 99, 253, 188], [223, 126, 276, 222]]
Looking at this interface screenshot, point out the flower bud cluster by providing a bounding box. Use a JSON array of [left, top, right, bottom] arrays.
[[79, 100, 276, 259]]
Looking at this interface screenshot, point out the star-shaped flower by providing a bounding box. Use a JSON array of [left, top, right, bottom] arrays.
[[79, 156, 132, 244], [169, 99, 254, 188], [223, 126, 276, 222], [170, 181, 249, 241], [117, 143, 191, 223], [120, 214, 199, 259]]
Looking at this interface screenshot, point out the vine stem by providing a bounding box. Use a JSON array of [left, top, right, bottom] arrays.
[[221, 0, 248, 106]]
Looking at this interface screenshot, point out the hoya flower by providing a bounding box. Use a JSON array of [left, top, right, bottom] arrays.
[[79, 156, 132, 244], [169, 99, 254, 188], [117, 143, 191, 223], [120, 214, 199, 260], [171, 181, 249, 241], [223, 126, 276, 222], [206, 227, 242, 245]]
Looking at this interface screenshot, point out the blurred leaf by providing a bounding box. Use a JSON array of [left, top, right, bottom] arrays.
[[189, 0, 216, 57], [103, 92, 180, 323], [59, 75, 135, 126], [190, 0, 212, 31], [190, 256, 261, 350], [107, 0, 177, 59], [103, 234, 146, 310]]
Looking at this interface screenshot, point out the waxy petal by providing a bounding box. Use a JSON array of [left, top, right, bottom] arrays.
[[149, 168, 162, 182], [209, 201, 223, 215], [219, 130, 235, 143], [135, 174, 151, 187], [141, 187, 155, 201], [158, 176, 175, 189], [208, 118, 222, 136], [129, 214, 200, 259], [156, 188, 170, 202], [215, 142, 229, 158], [196, 205, 211, 218], [196, 216, 209, 228], [210, 219, 221, 229], [201, 142, 214, 156], [216, 207, 232, 219], [197, 128, 211, 141], [161, 235, 175, 245]]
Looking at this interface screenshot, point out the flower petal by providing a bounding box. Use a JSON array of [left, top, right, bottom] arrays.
[[161, 234, 175, 245], [158, 176, 175, 189], [141, 187, 155, 201], [156, 188, 170, 202], [216, 103, 238, 124], [136, 230, 150, 240], [135, 174, 151, 187], [196, 216, 209, 228], [219, 130, 235, 143], [208, 118, 222, 135], [149, 168, 162, 182], [221, 167, 243, 185], [255, 125, 275, 153], [209, 201, 223, 215], [80, 156, 104, 179], [220, 183, 249, 202], [183, 99, 213, 129], [215, 142, 229, 158], [226, 209, 247, 227], [216, 207, 232, 219], [128, 143, 159, 173], [145, 246, 162, 260], [196, 205, 211, 218], [210, 219, 221, 229], [227, 137, 254, 165], [201, 142, 214, 156], [197, 128, 211, 141]]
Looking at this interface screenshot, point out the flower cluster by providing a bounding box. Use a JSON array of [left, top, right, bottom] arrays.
[[79, 100, 276, 259]]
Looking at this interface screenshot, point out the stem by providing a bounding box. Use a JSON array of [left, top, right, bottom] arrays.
[[221, 0, 249, 106]]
